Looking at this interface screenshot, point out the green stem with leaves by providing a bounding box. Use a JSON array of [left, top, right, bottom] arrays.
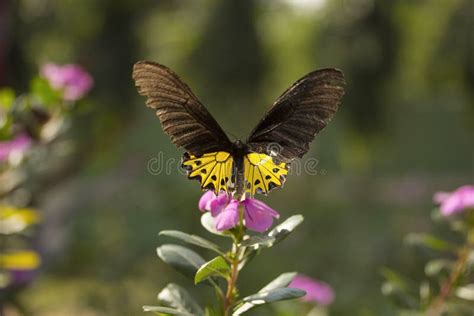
[[223, 244, 241, 315], [223, 205, 246, 316], [151, 208, 305, 315], [427, 248, 469, 316], [427, 228, 474, 316]]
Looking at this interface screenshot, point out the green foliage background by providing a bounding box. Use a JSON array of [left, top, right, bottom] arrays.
[[3, 0, 473, 315]]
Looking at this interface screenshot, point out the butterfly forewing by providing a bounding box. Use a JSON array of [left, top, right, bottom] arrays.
[[246, 68, 345, 161], [132, 61, 231, 156]]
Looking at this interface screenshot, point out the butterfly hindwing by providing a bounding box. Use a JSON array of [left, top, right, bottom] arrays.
[[182, 152, 234, 193], [244, 153, 288, 196], [246, 68, 345, 161], [133, 61, 231, 156]]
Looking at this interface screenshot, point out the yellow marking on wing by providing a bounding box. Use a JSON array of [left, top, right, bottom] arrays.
[[182, 152, 233, 193], [244, 153, 288, 196]]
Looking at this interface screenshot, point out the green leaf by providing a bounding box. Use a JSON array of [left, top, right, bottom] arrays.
[[157, 244, 206, 280], [194, 256, 230, 284], [239, 235, 275, 250], [466, 250, 474, 267], [242, 288, 305, 305], [0, 88, 15, 109], [157, 283, 204, 316], [404, 233, 454, 251], [456, 284, 474, 301], [143, 305, 194, 315], [379, 268, 418, 309], [238, 248, 258, 271], [30, 76, 62, 105], [0, 115, 12, 139], [233, 272, 297, 315], [259, 272, 297, 292], [267, 215, 304, 245], [430, 208, 444, 223], [204, 307, 220, 316], [160, 230, 223, 255], [425, 259, 453, 276], [419, 281, 431, 305], [380, 268, 411, 292]]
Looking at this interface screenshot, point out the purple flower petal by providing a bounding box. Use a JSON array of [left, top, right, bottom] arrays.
[[434, 185, 474, 216], [289, 275, 335, 306], [433, 192, 450, 204], [41, 63, 93, 101], [209, 192, 230, 217], [215, 200, 240, 231], [242, 198, 279, 232], [0, 133, 32, 161], [199, 191, 216, 212]]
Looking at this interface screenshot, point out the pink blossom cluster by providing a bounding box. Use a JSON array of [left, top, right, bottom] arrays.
[[41, 63, 93, 101], [434, 185, 474, 216], [199, 191, 279, 232]]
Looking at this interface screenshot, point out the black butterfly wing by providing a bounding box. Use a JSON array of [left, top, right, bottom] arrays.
[[132, 61, 232, 155], [246, 68, 345, 161]]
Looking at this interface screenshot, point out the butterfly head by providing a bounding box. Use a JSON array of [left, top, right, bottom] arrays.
[[231, 140, 246, 160], [233, 140, 244, 149]]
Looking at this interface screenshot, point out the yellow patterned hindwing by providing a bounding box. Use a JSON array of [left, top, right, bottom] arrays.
[[244, 153, 288, 196], [182, 152, 234, 193]]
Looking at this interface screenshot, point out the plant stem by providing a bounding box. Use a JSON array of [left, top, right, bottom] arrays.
[[223, 246, 240, 316], [426, 229, 474, 316], [223, 205, 245, 316]]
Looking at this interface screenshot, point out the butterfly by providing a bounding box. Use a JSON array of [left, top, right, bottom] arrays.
[[132, 61, 345, 197]]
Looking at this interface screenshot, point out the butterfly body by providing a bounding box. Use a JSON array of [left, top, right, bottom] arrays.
[[133, 61, 345, 198], [230, 140, 245, 196], [230, 140, 278, 197]]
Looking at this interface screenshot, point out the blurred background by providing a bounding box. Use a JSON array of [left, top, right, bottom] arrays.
[[1, 0, 473, 315]]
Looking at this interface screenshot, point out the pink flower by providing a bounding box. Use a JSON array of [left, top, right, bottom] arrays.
[[0, 133, 32, 161], [215, 200, 240, 231], [434, 185, 474, 216], [198, 192, 279, 232], [199, 191, 230, 216], [242, 198, 279, 232], [199, 191, 216, 212], [41, 63, 93, 101], [289, 274, 335, 306], [199, 192, 239, 231]]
